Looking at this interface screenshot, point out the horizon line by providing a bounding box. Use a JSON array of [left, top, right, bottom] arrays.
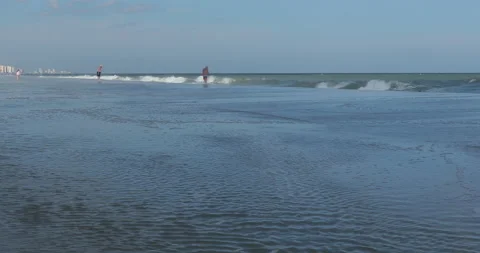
[[24, 72, 480, 75]]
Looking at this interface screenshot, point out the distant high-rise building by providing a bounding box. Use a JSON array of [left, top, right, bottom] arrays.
[[0, 65, 18, 73], [0, 65, 20, 73]]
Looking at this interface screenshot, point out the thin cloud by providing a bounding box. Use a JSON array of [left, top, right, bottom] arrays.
[[49, 0, 59, 9], [42, 0, 116, 16], [166, 7, 192, 14], [99, 0, 117, 7], [108, 22, 137, 29], [67, 0, 94, 7], [36, 0, 154, 23], [123, 4, 151, 13]]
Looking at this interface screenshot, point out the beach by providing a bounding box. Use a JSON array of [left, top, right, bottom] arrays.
[[0, 75, 479, 252]]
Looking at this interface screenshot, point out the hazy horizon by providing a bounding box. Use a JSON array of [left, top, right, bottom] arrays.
[[23, 71, 480, 75]]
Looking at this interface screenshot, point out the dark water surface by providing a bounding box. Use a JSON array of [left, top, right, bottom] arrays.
[[1, 77, 479, 252]]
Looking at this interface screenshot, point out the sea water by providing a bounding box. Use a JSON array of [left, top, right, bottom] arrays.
[[0, 75, 479, 252]]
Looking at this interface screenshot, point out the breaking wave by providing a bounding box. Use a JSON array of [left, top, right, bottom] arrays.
[[39, 74, 480, 93], [41, 74, 235, 85], [316, 80, 411, 91]]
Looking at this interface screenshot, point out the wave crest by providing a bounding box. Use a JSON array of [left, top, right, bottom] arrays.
[[42, 75, 234, 85], [316, 80, 411, 91], [39, 74, 480, 93]]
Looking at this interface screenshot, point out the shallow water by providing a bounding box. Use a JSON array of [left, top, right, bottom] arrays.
[[1, 76, 479, 252]]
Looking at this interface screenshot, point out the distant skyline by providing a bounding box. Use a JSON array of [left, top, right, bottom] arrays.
[[2, 0, 480, 73]]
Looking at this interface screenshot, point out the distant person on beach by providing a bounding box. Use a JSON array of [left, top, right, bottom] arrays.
[[202, 66, 209, 84], [16, 69, 21, 80], [96, 65, 103, 80]]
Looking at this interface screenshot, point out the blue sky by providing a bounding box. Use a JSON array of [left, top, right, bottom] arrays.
[[1, 0, 480, 73]]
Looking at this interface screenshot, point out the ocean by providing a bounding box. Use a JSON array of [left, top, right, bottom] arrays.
[[38, 72, 480, 93], [0, 74, 479, 252]]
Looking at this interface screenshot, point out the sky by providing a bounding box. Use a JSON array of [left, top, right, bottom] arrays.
[[1, 0, 480, 73]]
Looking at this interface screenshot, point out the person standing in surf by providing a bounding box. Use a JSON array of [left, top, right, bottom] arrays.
[[16, 69, 21, 81], [202, 66, 209, 84], [96, 65, 103, 80]]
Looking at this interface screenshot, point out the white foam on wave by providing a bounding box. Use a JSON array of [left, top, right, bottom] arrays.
[[42, 75, 235, 85], [41, 75, 133, 81], [139, 76, 187, 83], [194, 76, 234, 84], [316, 81, 351, 89], [359, 80, 410, 91], [315, 82, 329, 88], [359, 80, 394, 91], [316, 79, 410, 91]]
